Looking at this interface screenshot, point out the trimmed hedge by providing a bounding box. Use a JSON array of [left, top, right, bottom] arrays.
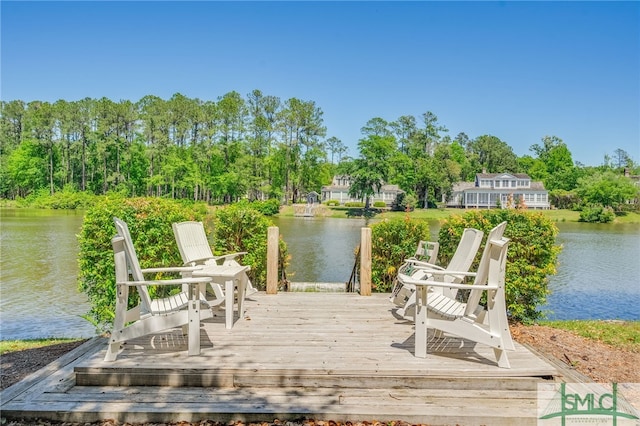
[[212, 201, 289, 289], [78, 197, 288, 331], [78, 196, 208, 330], [370, 217, 431, 292], [437, 209, 561, 324]]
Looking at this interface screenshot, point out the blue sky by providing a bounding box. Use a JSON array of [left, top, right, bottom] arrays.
[[2, 1, 638, 166]]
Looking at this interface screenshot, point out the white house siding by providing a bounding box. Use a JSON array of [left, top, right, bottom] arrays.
[[321, 175, 403, 206], [447, 173, 550, 210]]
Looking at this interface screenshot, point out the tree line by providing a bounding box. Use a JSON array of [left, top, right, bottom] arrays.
[[1, 91, 637, 209]]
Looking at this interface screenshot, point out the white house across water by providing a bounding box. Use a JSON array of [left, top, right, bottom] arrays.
[[321, 175, 403, 206], [446, 173, 550, 209]]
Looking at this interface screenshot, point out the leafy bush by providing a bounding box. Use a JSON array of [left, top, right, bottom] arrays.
[[16, 186, 98, 209], [251, 198, 281, 216], [438, 209, 561, 324], [212, 201, 289, 290], [370, 218, 430, 292], [325, 199, 340, 206], [345, 201, 365, 208], [373, 201, 387, 208], [78, 196, 208, 330], [579, 205, 616, 223], [395, 193, 418, 211]]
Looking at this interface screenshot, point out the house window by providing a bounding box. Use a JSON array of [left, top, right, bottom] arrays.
[[479, 193, 489, 205], [466, 193, 477, 204]]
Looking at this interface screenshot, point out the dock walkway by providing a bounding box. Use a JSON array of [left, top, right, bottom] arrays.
[[2, 292, 561, 425]]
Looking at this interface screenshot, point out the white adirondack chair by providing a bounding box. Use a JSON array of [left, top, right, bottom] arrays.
[[413, 240, 440, 265], [391, 227, 485, 319], [105, 218, 215, 362], [390, 240, 439, 301], [399, 233, 515, 368], [172, 221, 257, 302]]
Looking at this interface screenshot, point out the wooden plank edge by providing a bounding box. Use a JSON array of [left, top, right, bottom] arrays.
[[0, 336, 106, 403]]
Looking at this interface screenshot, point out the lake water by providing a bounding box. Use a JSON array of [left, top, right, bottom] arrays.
[[1, 209, 638, 340], [1, 208, 96, 340]]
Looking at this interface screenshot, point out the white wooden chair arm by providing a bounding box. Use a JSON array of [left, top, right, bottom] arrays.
[[117, 276, 212, 287], [214, 252, 247, 260], [398, 274, 499, 291], [141, 266, 204, 274], [403, 259, 444, 270], [417, 269, 478, 278]]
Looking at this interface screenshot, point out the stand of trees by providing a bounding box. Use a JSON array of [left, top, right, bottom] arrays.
[[1, 91, 638, 211]]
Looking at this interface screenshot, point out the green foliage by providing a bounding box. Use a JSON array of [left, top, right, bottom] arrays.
[[344, 201, 365, 208], [16, 185, 97, 209], [579, 205, 616, 223], [77, 196, 208, 330], [373, 201, 387, 208], [349, 134, 395, 208], [396, 193, 418, 211], [370, 218, 430, 292], [212, 201, 288, 289], [438, 209, 561, 324], [575, 170, 638, 210], [250, 199, 281, 216], [325, 199, 340, 206], [549, 189, 580, 210]]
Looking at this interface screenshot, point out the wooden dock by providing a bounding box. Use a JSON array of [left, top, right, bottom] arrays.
[[1, 292, 562, 425]]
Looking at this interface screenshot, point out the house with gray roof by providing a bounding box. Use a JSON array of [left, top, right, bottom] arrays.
[[446, 173, 550, 210], [321, 175, 403, 206]]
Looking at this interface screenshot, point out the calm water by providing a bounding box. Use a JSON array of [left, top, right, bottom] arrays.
[[1, 208, 95, 340], [1, 209, 638, 340], [544, 222, 640, 320]]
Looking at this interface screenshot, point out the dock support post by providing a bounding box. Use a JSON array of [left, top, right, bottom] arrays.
[[267, 226, 279, 294], [360, 227, 371, 296]]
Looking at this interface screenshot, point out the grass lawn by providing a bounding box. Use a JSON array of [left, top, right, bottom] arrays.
[[0, 338, 83, 355], [540, 320, 640, 352]]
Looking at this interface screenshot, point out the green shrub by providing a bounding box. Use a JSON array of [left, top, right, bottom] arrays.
[[373, 201, 387, 208], [345, 201, 365, 208], [438, 209, 561, 324], [579, 205, 616, 223], [212, 201, 288, 290], [16, 186, 98, 209], [78, 196, 208, 330], [325, 199, 340, 206], [370, 218, 430, 292], [251, 199, 281, 216]]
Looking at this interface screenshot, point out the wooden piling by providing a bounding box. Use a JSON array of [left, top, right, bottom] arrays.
[[360, 227, 372, 296], [266, 226, 279, 294]]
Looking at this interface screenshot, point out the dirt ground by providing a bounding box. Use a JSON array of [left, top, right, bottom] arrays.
[[2, 325, 639, 425]]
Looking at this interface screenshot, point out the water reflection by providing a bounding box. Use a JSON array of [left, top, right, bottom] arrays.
[[0, 208, 95, 340], [545, 222, 640, 320], [273, 217, 367, 283]]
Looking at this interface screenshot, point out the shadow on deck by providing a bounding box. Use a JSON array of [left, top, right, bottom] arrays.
[[2, 292, 564, 425]]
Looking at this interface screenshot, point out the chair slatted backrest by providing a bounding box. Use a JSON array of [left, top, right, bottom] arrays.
[[113, 217, 154, 314], [172, 221, 215, 265], [415, 240, 439, 264], [446, 228, 484, 272], [464, 221, 507, 317]]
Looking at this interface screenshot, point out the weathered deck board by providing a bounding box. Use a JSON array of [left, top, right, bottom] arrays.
[[2, 292, 561, 424]]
